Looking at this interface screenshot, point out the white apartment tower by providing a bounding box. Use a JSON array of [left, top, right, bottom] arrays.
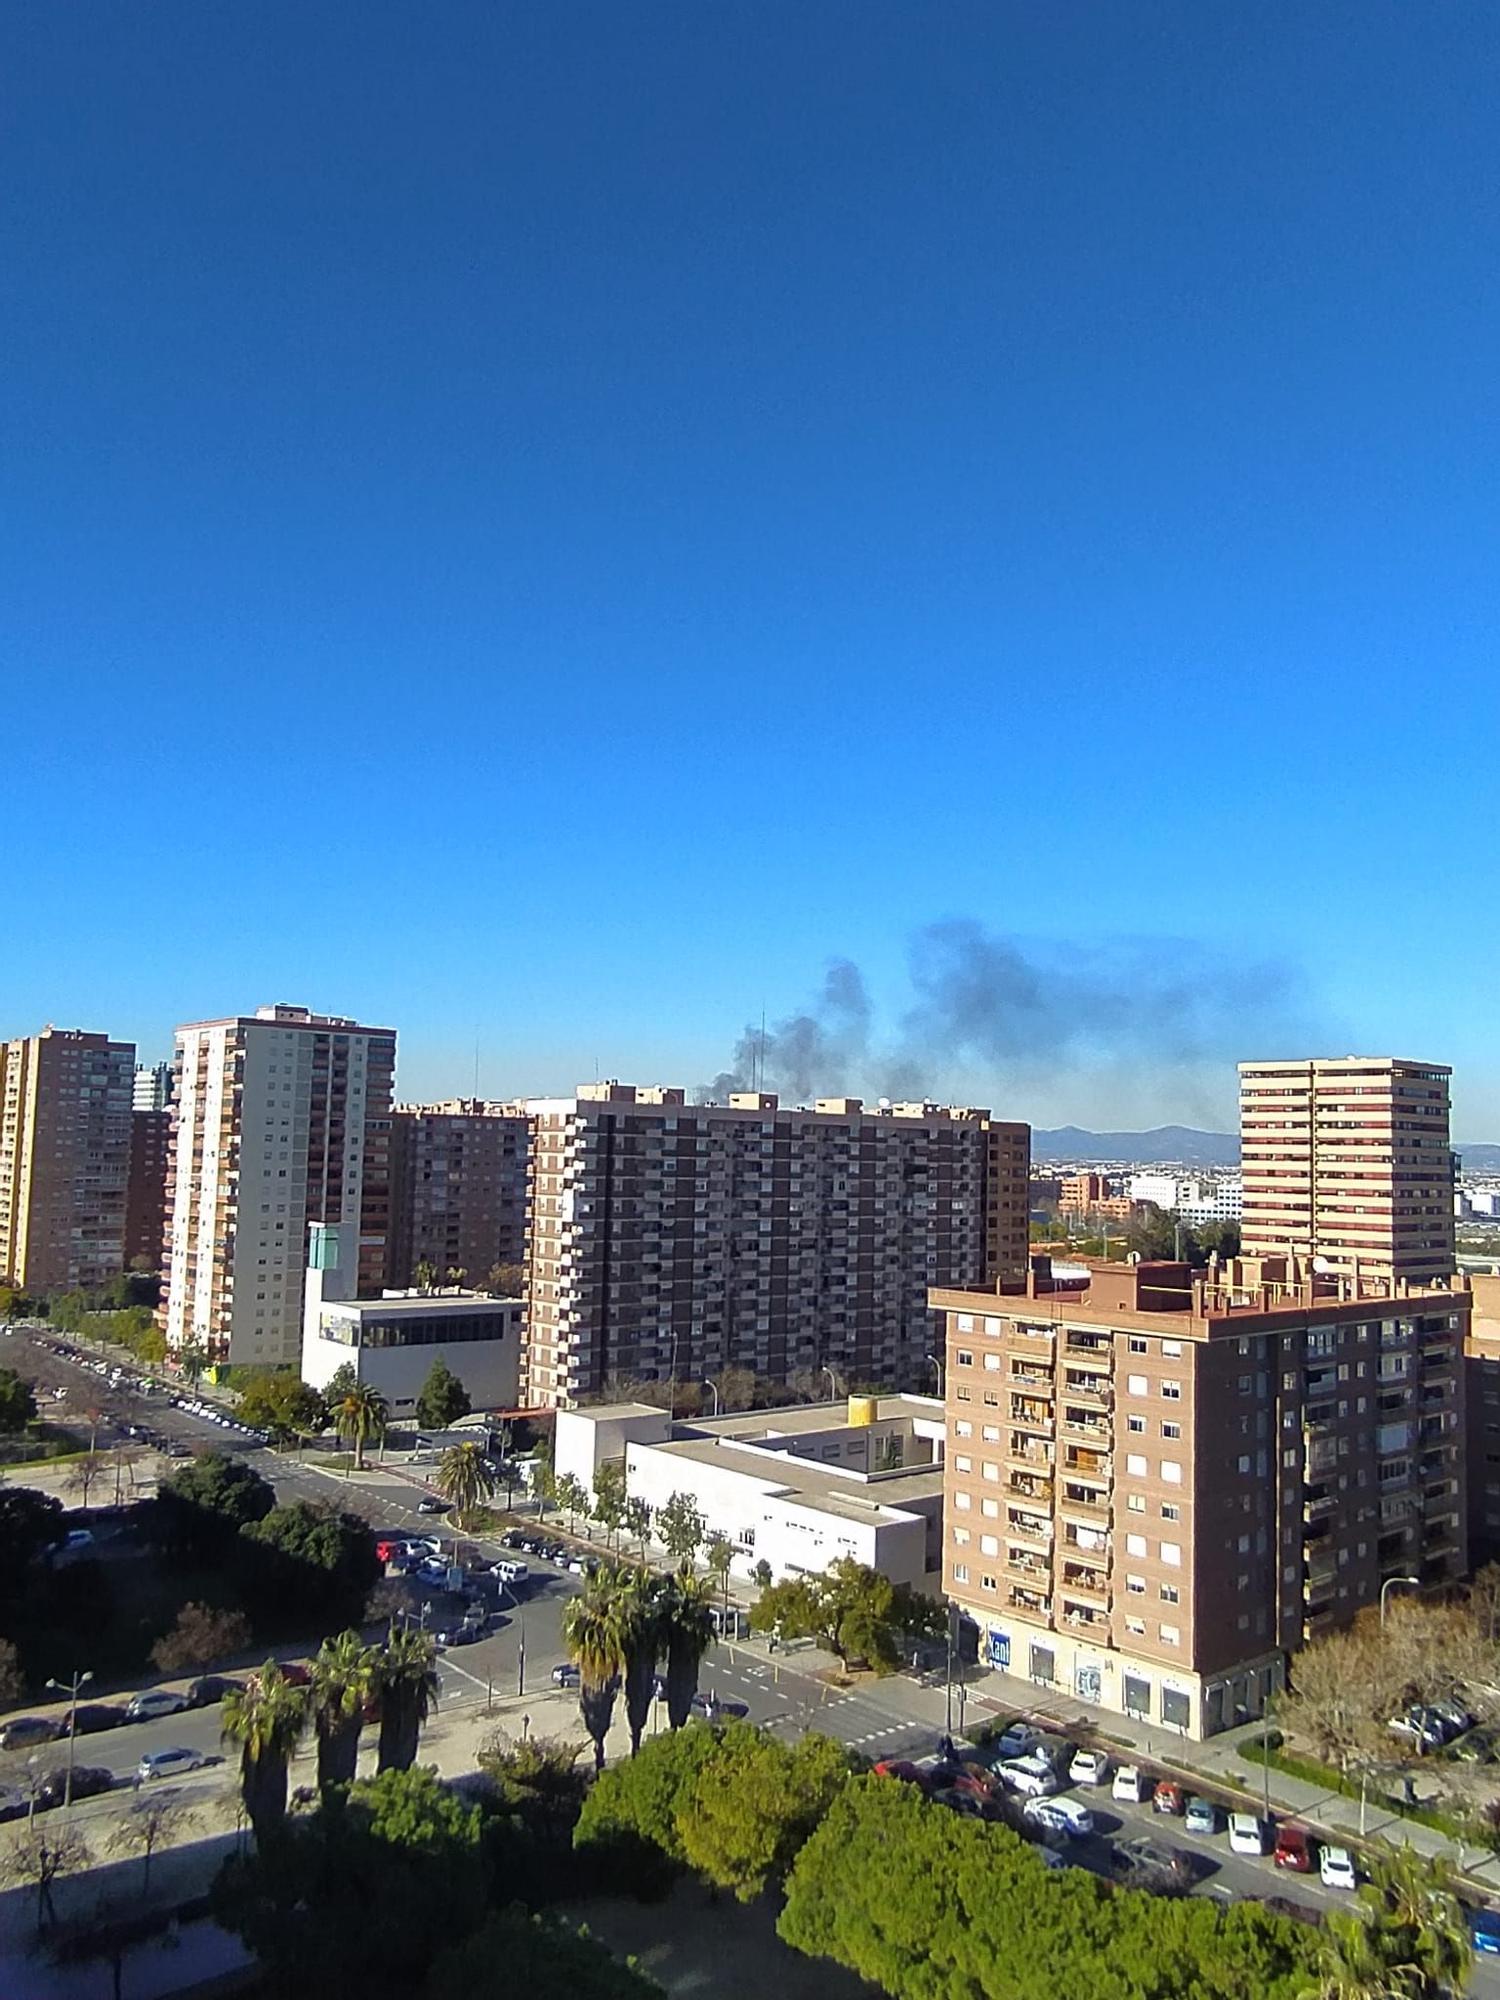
[[162, 1005, 396, 1366]]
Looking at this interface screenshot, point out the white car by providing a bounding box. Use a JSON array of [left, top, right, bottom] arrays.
[[997, 1755, 1059, 1799], [1320, 1844, 1358, 1890], [126, 1689, 188, 1722], [1068, 1748, 1110, 1787], [492, 1559, 528, 1584], [1228, 1812, 1268, 1856], [1112, 1764, 1149, 1804], [138, 1746, 206, 1782], [1024, 1795, 1095, 1838]]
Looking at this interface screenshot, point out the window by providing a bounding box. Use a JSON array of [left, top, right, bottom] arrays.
[[957, 1313, 974, 1332], [1129, 1336, 1149, 1354], [953, 1563, 969, 1583], [953, 1526, 971, 1545], [954, 1492, 971, 1511], [1162, 1421, 1181, 1440], [1127, 1415, 1146, 1434], [1126, 1493, 1147, 1514], [981, 1497, 999, 1518], [955, 1454, 972, 1474], [1161, 1340, 1183, 1358], [1237, 1533, 1251, 1553], [1125, 1533, 1148, 1558], [1161, 1541, 1182, 1566], [954, 1420, 972, 1438], [983, 1351, 1001, 1371], [979, 1535, 999, 1556], [1159, 1623, 1180, 1646], [1127, 1374, 1149, 1396], [1237, 1455, 1251, 1474], [1161, 1381, 1182, 1400], [955, 1386, 971, 1402], [956, 1349, 974, 1367], [981, 1425, 1000, 1442], [1161, 1460, 1182, 1484], [1125, 1615, 1146, 1636], [1127, 1453, 1148, 1476], [1127, 1575, 1146, 1594], [1160, 1583, 1180, 1604], [981, 1574, 997, 1593], [982, 1462, 1000, 1482]]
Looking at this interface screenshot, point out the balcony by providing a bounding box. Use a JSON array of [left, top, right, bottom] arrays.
[[1010, 1398, 1053, 1432], [1059, 1564, 1108, 1601], [1303, 1487, 1337, 1522], [1060, 1411, 1111, 1448], [1007, 1585, 1051, 1618], [1006, 1438, 1054, 1471], [1062, 1446, 1111, 1480], [1058, 1485, 1110, 1523], [1006, 1473, 1052, 1505], [1005, 1550, 1051, 1582], [1006, 1513, 1052, 1547], [1062, 1526, 1110, 1558], [1061, 1375, 1113, 1410], [1060, 1602, 1109, 1632], [1009, 1364, 1053, 1391]]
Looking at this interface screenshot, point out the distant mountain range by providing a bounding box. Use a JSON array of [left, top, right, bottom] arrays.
[[1031, 1127, 1500, 1172], [1031, 1126, 1239, 1167]]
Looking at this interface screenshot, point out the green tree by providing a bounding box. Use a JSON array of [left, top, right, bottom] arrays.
[[329, 1380, 389, 1469], [1345, 1843, 1472, 1998], [0, 1366, 38, 1433], [414, 1258, 438, 1295], [434, 1439, 496, 1525], [325, 1360, 359, 1404], [0, 1637, 26, 1702], [150, 1600, 253, 1673], [661, 1567, 716, 1729], [240, 1500, 381, 1629], [625, 1497, 652, 1557], [177, 1342, 210, 1388], [750, 1556, 941, 1674], [616, 1566, 664, 1757], [151, 1452, 275, 1557], [563, 1573, 627, 1771], [423, 1908, 664, 2000], [220, 1661, 310, 1844], [591, 1459, 629, 1546], [0, 1487, 65, 1572], [655, 1490, 705, 1565], [703, 1531, 735, 1610], [375, 1629, 441, 1772], [213, 1765, 485, 1994], [555, 1472, 589, 1532], [310, 1629, 380, 1794], [677, 1723, 850, 1901], [233, 1370, 328, 1444], [415, 1357, 471, 1431], [107, 1791, 200, 1895], [575, 1718, 721, 1866], [477, 1729, 590, 1844], [752, 1558, 774, 1591], [484, 1262, 526, 1298]]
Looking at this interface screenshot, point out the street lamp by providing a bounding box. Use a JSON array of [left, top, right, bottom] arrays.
[[703, 1380, 720, 1419], [925, 1354, 942, 1395], [1380, 1574, 1420, 1626], [822, 1365, 837, 1402], [45, 1668, 93, 1809], [498, 1579, 527, 1696]]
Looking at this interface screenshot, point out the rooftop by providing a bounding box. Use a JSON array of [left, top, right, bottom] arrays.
[[640, 1431, 946, 1522], [322, 1289, 522, 1318]]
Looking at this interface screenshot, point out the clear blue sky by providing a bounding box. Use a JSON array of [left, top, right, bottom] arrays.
[[5, 4, 1498, 1135]]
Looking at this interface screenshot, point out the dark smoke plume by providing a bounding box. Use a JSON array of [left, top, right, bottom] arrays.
[[700, 920, 1320, 1104]]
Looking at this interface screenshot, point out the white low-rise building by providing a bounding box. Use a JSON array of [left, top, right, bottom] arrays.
[[559, 1394, 947, 1592]]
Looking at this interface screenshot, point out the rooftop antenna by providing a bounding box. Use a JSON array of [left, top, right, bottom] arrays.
[[473, 1027, 480, 1100], [759, 1005, 767, 1093]]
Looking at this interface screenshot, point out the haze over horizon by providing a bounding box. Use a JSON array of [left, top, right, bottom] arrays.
[[7, 6, 1498, 1134]]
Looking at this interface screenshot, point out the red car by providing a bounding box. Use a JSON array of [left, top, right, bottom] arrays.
[[872, 1759, 929, 1791], [1152, 1780, 1185, 1816], [1273, 1824, 1316, 1873]]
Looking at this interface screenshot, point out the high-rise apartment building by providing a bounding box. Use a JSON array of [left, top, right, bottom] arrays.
[[524, 1082, 1028, 1408], [162, 1005, 396, 1366], [0, 1028, 134, 1292], [133, 1062, 175, 1112], [1465, 1274, 1500, 1565], [125, 1109, 172, 1276], [935, 1252, 1468, 1739], [1239, 1057, 1455, 1286], [387, 1100, 529, 1289]]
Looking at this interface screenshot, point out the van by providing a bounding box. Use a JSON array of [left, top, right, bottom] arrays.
[[493, 1559, 529, 1584]]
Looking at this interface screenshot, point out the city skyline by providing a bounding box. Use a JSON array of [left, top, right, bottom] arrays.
[[6, 5, 1499, 1136]]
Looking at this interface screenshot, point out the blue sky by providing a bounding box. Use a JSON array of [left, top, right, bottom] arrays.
[[5, 4, 1498, 1135]]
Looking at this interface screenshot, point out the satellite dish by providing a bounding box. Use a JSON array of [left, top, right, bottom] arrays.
[[1312, 1255, 1331, 1274]]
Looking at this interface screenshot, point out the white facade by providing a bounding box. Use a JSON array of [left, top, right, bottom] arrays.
[[1126, 1172, 1242, 1226], [163, 1005, 395, 1367], [555, 1403, 672, 1492], [301, 1290, 522, 1416]]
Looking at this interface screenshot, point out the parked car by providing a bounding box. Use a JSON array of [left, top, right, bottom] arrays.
[[1153, 1780, 1185, 1816], [0, 1784, 28, 1823], [126, 1688, 188, 1722], [690, 1692, 750, 1719], [1388, 1707, 1447, 1753], [1184, 1796, 1221, 1836], [492, 1559, 529, 1584], [0, 1715, 63, 1750], [137, 1746, 207, 1783], [1112, 1764, 1149, 1804], [872, 1758, 929, 1789], [1112, 1836, 1197, 1891], [1468, 1907, 1500, 1956], [433, 1624, 481, 1647], [551, 1663, 580, 1687], [996, 1755, 1059, 1799], [66, 1703, 126, 1735], [1430, 1698, 1476, 1738], [931, 1786, 988, 1819], [993, 1723, 1041, 1762], [278, 1663, 311, 1688], [1451, 1727, 1499, 1764], [1068, 1748, 1110, 1787], [375, 1538, 403, 1563], [37, 1765, 113, 1808], [1273, 1823, 1316, 1873], [186, 1675, 244, 1708], [1024, 1795, 1095, 1839], [1319, 1844, 1358, 1891], [416, 1498, 446, 1516], [1228, 1812, 1268, 1857]]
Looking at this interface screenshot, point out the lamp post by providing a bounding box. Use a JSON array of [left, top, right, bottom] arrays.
[[45, 1669, 93, 1810], [822, 1365, 837, 1403], [499, 1580, 527, 1696], [703, 1380, 720, 1418], [1380, 1574, 1420, 1627], [925, 1354, 942, 1395]]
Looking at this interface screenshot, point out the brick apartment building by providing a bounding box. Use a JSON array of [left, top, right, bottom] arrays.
[[387, 1099, 528, 1290], [1240, 1057, 1455, 1286], [125, 1108, 172, 1275], [935, 1252, 1468, 1739], [523, 1083, 1029, 1408], [0, 1027, 134, 1293]]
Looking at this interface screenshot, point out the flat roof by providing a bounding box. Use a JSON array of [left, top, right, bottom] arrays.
[[687, 1394, 943, 1441], [559, 1401, 669, 1423], [639, 1432, 945, 1519], [322, 1291, 521, 1318]]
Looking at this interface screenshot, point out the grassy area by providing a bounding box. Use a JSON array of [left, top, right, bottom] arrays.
[[0, 1420, 91, 1466], [1237, 1738, 1467, 1840]]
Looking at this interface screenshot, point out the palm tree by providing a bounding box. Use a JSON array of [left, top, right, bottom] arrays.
[[1301, 1910, 1421, 2000], [329, 1381, 388, 1471], [562, 1577, 628, 1771], [615, 1567, 665, 1756], [309, 1629, 378, 1794], [220, 1662, 309, 1843], [435, 1441, 496, 1527], [661, 1566, 716, 1729], [1361, 1843, 1471, 1998], [375, 1628, 441, 1772]]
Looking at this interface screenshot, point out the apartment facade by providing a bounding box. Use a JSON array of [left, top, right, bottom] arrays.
[[162, 1005, 396, 1366], [935, 1254, 1468, 1739], [387, 1099, 528, 1289], [125, 1108, 172, 1274], [133, 1062, 175, 1113], [524, 1083, 1028, 1408], [0, 1028, 134, 1292], [1466, 1274, 1500, 1565], [1240, 1058, 1455, 1286]]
